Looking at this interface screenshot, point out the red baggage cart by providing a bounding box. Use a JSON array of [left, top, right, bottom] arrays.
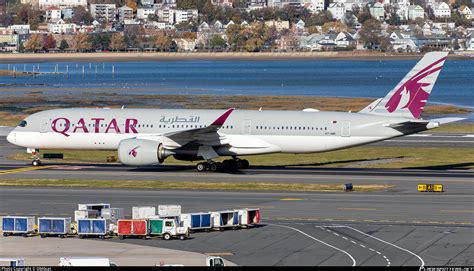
[[117, 219, 148, 239]]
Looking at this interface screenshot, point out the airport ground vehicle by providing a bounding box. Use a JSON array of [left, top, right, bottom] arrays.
[[77, 218, 109, 239], [179, 212, 212, 232], [59, 257, 117, 266], [148, 218, 189, 240], [38, 217, 72, 238], [206, 256, 225, 267], [211, 210, 239, 230], [117, 219, 148, 239], [1, 216, 35, 237]]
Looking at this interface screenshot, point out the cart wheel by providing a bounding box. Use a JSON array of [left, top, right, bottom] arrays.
[[119, 235, 124, 240], [179, 235, 186, 240], [79, 235, 85, 239], [99, 235, 104, 239], [163, 233, 171, 240], [60, 234, 66, 238], [3, 232, 8, 237], [40, 234, 46, 238]]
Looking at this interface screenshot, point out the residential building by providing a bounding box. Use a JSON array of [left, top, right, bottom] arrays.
[[212, 0, 233, 7], [118, 5, 134, 22], [46, 6, 61, 22], [433, 2, 450, 18], [175, 9, 198, 24], [90, 4, 116, 22], [389, 31, 417, 51], [62, 8, 74, 19], [459, 6, 472, 20], [157, 7, 175, 24], [48, 19, 76, 33], [246, 0, 267, 8], [304, 0, 325, 13], [173, 38, 196, 51], [265, 19, 290, 32], [137, 6, 155, 20], [335, 31, 356, 47], [0, 33, 19, 52], [39, 0, 87, 10], [467, 32, 474, 50], [369, 2, 385, 20], [9, 25, 30, 34], [276, 35, 298, 51], [328, 3, 346, 20], [140, 0, 154, 6], [408, 5, 424, 20], [298, 33, 325, 50], [163, 0, 176, 8]]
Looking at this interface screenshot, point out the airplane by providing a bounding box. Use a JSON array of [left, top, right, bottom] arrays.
[[6, 52, 464, 172]]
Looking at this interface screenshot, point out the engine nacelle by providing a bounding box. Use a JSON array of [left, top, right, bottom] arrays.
[[118, 138, 172, 166]]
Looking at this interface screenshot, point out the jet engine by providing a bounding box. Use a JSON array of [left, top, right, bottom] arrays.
[[118, 138, 173, 166]]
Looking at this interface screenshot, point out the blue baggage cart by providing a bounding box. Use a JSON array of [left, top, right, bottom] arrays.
[[77, 218, 109, 239], [2, 216, 35, 237], [38, 217, 72, 238]]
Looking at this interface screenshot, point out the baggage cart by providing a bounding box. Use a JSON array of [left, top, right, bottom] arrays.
[[1, 216, 35, 237], [77, 218, 109, 239], [210, 211, 239, 230], [179, 213, 212, 232], [38, 217, 72, 238], [236, 208, 260, 228], [149, 218, 189, 240], [158, 205, 181, 217], [117, 219, 147, 239], [101, 208, 124, 223], [132, 206, 156, 219], [78, 203, 110, 216], [74, 210, 99, 222]]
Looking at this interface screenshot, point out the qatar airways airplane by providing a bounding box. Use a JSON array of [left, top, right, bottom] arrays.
[[6, 52, 463, 171]]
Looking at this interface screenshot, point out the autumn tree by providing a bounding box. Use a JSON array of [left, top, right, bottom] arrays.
[[154, 33, 173, 51], [244, 37, 264, 52], [14, 4, 42, 30], [322, 21, 349, 33], [126, 0, 137, 12], [91, 33, 111, 51], [74, 33, 92, 52], [109, 33, 126, 51], [72, 6, 93, 25], [358, 18, 383, 49], [43, 33, 56, 50], [24, 34, 43, 52], [210, 35, 226, 50]]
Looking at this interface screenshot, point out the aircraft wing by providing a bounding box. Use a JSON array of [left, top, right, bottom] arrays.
[[385, 117, 466, 134], [163, 108, 234, 147]]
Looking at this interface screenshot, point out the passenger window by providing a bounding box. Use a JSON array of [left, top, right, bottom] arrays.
[[18, 120, 27, 127]]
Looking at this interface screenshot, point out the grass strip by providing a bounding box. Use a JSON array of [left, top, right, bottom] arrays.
[[0, 179, 392, 192]]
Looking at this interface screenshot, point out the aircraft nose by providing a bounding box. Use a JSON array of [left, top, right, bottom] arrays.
[[6, 130, 14, 144]]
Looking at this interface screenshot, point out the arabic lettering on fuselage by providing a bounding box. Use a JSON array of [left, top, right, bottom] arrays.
[[159, 115, 200, 125]]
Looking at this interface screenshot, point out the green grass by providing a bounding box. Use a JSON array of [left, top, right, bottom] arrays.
[[430, 123, 474, 133], [0, 179, 392, 192], [10, 146, 474, 169]]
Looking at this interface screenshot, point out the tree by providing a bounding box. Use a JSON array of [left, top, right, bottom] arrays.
[[244, 37, 264, 52], [322, 21, 348, 33], [226, 24, 245, 51], [305, 11, 332, 27], [74, 33, 92, 52], [380, 37, 393, 52], [43, 33, 56, 50], [358, 18, 383, 49], [72, 6, 93, 25], [91, 33, 111, 51], [109, 33, 126, 51], [59, 39, 69, 51], [14, 4, 42, 30], [154, 33, 173, 51], [126, 0, 137, 12], [24, 34, 43, 52], [357, 6, 372, 24], [210, 34, 226, 50]]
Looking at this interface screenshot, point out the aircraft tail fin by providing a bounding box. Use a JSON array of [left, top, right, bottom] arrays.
[[360, 52, 448, 119]]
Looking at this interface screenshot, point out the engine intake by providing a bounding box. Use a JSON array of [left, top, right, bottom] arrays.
[[118, 138, 173, 166]]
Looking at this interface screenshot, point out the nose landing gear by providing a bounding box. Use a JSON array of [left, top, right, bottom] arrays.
[[30, 149, 42, 166], [195, 158, 249, 172]]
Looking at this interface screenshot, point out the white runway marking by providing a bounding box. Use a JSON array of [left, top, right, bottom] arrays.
[[269, 224, 357, 267], [338, 225, 425, 268]]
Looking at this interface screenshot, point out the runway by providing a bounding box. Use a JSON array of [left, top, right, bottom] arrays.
[[0, 133, 473, 266]]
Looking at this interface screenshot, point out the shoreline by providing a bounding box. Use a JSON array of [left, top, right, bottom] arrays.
[[1, 51, 473, 63]]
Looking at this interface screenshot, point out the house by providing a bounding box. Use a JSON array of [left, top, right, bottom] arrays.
[[298, 33, 325, 51], [225, 20, 234, 29], [369, 2, 385, 20], [466, 32, 474, 50], [137, 6, 155, 20], [293, 19, 306, 33], [241, 20, 250, 28], [90, 4, 116, 22], [265, 19, 290, 32], [39, 0, 86, 10], [211, 0, 233, 7], [46, 6, 61, 22], [48, 19, 76, 34], [9, 25, 30, 34], [61, 8, 74, 19], [408, 5, 424, 20], [335, 31, 356, 48], [214, 20, 224, 30], [118, 6, 134, 22], [327, 3, 346, 20], [140, 0, 154, 6], [433, 2, 450, 18], [305, 0, 325, 13], [246, 0, 267, 9], [318, 32, 338, 50], [173, 38, 196, 51], [175, 9, 198, 24], [276, 35, 298, 51], [198, 22, 210, 32], [459, 6, 472, 20], [157, 7, 175, 24], [389, 31, 417, 52]]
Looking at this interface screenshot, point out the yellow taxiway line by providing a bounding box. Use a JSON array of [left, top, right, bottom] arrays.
[[0, 166, 53, 175]]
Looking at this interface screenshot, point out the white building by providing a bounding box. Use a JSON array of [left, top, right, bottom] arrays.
[[433, 2, 451, 18], [157, 7, 175, 24], [327, 3, 346, 20], [175, 9, 198, 24], [408, 5, 424, 20], [459, 6, 472, 20], [118, 5, 134, 22], [39, 0, 86, 10], [45, 6, 61, 22], [304, 0, 325, 13], [48, 19, 76, 34], [212, 0, 233, 7], [140, 0, 154, 5], [9, 25, 30, 34], [137, 6, 155, 20], [369, 2, 385, 20], [90, 4, 116, 22]]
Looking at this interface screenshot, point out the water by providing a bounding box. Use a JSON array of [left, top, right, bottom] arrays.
[[1, 59, 473, 109]]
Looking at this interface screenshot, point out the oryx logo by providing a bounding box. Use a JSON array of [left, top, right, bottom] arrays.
[[129, 146, 139, 157], [385, 57, 446, 119]]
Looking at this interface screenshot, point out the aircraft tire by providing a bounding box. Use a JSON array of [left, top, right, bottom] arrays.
[[32, 159, 42, 166], [196, 163, 206, 172]]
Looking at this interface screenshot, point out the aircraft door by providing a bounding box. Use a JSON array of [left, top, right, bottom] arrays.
[[341, 121, 351, 137], [242, 119, 252, 135], [40, 118, 50, 133]]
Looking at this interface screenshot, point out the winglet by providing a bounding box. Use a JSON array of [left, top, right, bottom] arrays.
[[211, 108, 234, 126]]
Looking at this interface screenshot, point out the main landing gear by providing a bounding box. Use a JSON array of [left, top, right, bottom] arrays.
[[196, 158, 249, 172]]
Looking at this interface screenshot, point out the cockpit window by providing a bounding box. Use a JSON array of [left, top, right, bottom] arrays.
[[18, 120, 27, 127]]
